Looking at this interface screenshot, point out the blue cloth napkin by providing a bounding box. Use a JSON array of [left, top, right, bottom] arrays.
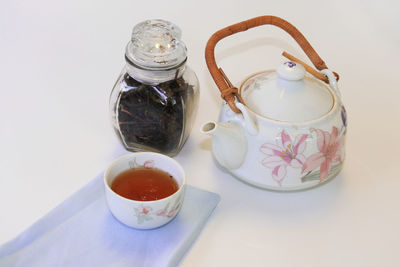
[[0, 173, 220, 267]]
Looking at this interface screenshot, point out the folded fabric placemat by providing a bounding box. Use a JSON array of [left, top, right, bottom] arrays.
[[0, 173, 220, 267]]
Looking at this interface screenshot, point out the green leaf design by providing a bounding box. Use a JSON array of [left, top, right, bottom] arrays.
[[144, 216, 153, 221], [301, 163, 342, 183], [163, 203, 170, 211], [134, 208, 139, 216], [129, 158, 138, 169]]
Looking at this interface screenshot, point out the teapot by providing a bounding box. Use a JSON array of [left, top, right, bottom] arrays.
[[202, 16, 347, 191]]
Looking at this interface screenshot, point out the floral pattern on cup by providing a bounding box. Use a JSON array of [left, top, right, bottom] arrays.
[[261, 126, 345, 185], [156, 195, 183, 218], [134, 205, 154, 224], [134, 194, 183, 224], [129, 158, 155, 169]]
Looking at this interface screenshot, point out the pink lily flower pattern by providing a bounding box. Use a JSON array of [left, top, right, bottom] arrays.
[[260, 131, 308, 185], [143, 160, 154, 169], [302, 127, 343, 181], [156, 196, 182, 218], [134, 205, 153, 224], [156, 209, 167, 216], [139, 205, 152, 215]]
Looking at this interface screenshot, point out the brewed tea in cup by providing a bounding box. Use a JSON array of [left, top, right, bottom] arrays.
[[104, 152, 185, 229]]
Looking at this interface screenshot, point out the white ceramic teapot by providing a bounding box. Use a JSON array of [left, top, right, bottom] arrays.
[[202, 16, 347, 191]]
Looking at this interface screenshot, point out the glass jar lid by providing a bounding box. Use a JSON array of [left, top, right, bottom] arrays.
[[125, 19, 187, 70], [240, 61, 334, 122]]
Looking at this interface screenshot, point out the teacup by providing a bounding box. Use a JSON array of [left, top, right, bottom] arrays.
[[104, 152, 186, 229]]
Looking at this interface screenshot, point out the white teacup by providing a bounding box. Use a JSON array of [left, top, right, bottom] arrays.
[[104, 152, 186, 229]]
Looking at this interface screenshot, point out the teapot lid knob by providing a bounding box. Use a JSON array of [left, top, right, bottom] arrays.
[[276, 61, 306, 81]]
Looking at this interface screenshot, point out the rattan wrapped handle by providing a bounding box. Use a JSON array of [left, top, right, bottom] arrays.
[[205, 15, 339, 113]]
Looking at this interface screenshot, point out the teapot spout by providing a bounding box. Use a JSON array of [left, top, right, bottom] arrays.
[[201, 121, 247, 170]]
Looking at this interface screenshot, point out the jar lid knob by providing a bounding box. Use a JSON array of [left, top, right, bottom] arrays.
[[276, 61, 306, 81], [125, 19, 187, 70]]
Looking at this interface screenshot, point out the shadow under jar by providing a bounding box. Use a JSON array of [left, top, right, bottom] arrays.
[[110, 19, 199, 156]]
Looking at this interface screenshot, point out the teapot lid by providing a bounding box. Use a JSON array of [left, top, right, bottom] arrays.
[[240, 61, 334, 122]]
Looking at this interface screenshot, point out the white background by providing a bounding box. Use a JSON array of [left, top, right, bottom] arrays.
[[1, 0, 400, 266]]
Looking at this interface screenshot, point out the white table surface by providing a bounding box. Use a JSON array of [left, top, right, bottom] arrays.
[[1, 0, 400, 266]]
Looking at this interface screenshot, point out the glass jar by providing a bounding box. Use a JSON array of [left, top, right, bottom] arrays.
[[110, 19, 199, 156]]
